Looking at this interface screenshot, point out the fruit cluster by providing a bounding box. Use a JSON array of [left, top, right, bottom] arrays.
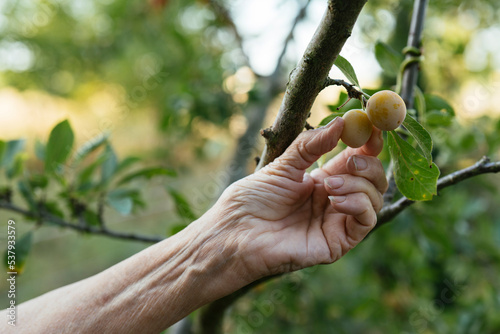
[[340, 90, 406, 148]]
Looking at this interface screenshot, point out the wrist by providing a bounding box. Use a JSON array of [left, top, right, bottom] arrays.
[[184, 199, 255, 298]]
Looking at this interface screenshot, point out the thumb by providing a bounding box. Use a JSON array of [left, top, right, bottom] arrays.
[[273, 117, 344, 176]]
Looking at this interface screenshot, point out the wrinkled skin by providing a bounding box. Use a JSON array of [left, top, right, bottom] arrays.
[[215, 117, 388, 280]]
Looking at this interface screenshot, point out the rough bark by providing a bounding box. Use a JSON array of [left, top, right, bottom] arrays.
[[256, 0, 368, 170]]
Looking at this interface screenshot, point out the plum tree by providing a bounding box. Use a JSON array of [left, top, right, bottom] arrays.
[[340, 109, 373, 148], [366, 90, 406, 131]]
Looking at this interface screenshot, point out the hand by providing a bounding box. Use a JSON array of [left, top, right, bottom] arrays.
[[216, 117, 388, 280]]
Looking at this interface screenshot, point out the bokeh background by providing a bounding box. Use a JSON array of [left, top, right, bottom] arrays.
[[1, 0, 500, 333]]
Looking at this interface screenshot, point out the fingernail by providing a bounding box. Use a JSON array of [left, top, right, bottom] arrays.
[[328, 195, 346, 203], [325, 176, 344, 189], [325, 116, 339, 128], [353, 156, 367, 171]]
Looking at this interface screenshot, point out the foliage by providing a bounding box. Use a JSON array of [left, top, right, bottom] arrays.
[[1, 119, 191, 271], [0, 0, 241, 156], [1, 1, 500, 333]]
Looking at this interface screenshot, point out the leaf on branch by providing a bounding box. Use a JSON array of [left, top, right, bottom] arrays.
[[117, 167, 176, 186], [6, 153, 26, 180], [73, 132, 109, 165], [45, 120, 74, 174], [424, 94, 455, 127], [0, 139, 26, 170], [333, 55, 360, 88], [28, 174, 49, 190], [4, 232, 33, 275], [77, 154, 108, 192], [403, 114, 433, 163], [414, 86, 426, 120], [168, 188, 197, 222], [41, 200, 65, 219], [115, 156, 141, 174], [327, 92, 361, 112], [168, 223, 188, 236], [375, 41, 403, 78], [318, 113, 345, 127], [107, 189, 135, 215], [388, 131, 440, 201], [83, 209, 101, 226], [101, 143, 118, 185], [18, 180, 37, 212]]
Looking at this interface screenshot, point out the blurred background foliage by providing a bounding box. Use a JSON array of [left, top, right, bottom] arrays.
[[1, 0, 500, 333]]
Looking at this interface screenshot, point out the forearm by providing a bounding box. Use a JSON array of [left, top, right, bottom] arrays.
[[8, 205, 251, 333]]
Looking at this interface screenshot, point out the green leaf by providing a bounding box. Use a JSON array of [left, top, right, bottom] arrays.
[[414, 86, 426, 120], [73, 133, 109, 165], [1, 139, 26, 169], [168, 223, 188, 236], [77, 154, 108, 190], [115, 156, 141, 174], [317, 154, 326, 168], [374, 41, 403, 77], [28, 174, 49, 190], [426, 110, 453, 127], [388, 131, 440, 201], [101, 143, 118, 184], [107, 189, 134, 215], [41, 201, 65, 219], [34, 139, 46, 162], [318, 113, 345, 127], [424, 94, 454, 127], [333, 55, 360, 87], [118, 167, 176, 186], [425, 94, 455, 116], [0, 141, 5, 165], [168, 188, 196, 221], [83, 209, 100, 226], [403, 114, 433, 163], [327, 92, 361, 112], [45, 120, 74, 173], [4, 232, 33, 275], [18, 180, 36, 211], [6, 154, 26, 179]]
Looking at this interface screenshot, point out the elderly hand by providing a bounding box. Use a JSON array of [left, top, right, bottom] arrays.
[[215, 117, 388, 280], [6, 118, 389, 334]]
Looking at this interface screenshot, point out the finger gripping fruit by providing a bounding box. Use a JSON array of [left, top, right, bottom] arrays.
[[341, 109, 373, 148], [366, 90, 406, 131]]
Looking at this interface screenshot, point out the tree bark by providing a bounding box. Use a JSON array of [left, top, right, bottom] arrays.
[[256, 0, 368, 170], [196, 1, 368, 333]]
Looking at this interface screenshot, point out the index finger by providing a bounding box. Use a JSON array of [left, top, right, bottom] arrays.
[[317, 127, 384, 177]]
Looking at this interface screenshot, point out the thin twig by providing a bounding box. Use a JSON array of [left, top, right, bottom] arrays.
[[274, 0, 312, 76], [377, 157, 500, 226], [256, 0, 368, 170], [209, 0, 251, 69], [323, 77, 369, 100], [383, 0, 428, 204], [0, 200, 164, 243], [202, 1, 368, 333], [227, 0, 313, 184]]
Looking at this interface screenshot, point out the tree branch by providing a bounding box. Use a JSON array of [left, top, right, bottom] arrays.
[[197, 2, 368, 333], [0, 200, 163, 243], [323, 77, 369, 101], [399, 0, 427, 108], [383, 0, 428, 205], [209, 0, 251, 69], [256, 0, 368, 170], [227, 0, 313, 184], [377, 157, 500, 226]]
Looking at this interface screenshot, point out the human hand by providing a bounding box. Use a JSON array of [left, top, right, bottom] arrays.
[[215, 117, 388, 280]]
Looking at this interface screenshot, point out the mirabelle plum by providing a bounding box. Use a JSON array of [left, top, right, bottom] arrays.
[[366, 90, 406, 131], [341, 109, 373, 148]]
